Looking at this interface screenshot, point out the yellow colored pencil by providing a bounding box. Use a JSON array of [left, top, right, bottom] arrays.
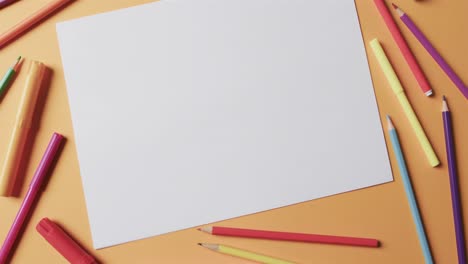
[[0, 61, 46, 196], [199, 243, 295, 264], [369, 39, 439, 167]]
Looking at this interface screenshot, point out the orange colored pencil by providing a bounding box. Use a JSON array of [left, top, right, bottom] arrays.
[[0, 0, 74, 49]]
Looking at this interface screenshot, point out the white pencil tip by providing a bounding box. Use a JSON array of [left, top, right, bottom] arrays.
[[386, 115, 394, 130], [442, 96, 449, 112]]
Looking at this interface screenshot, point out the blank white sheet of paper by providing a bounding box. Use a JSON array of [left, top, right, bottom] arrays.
[[56, 0, 392, 249]]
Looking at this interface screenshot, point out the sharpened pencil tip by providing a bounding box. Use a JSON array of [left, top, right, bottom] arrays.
[[442, 96, 449, 112], [392, 3, 404, 16], [197, 243, 202, 246], [386, 115, 394, 130], [12, 56, 23, 70], [198, 243, 219, 250]]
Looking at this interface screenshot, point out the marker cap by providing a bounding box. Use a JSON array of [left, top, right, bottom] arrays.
[[36, 218, 97, 264]]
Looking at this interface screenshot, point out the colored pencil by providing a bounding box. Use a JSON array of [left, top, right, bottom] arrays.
[[199, 226, 379, 247], [373, 0, 432, 96], [199, 243, 294, 264], [0, 56, 22, 99], [0, 133, 65, 264], [393, 4, 468, 100], [370, 39, 439, 167], [442, 96, 466, 264], [387, 115, 433, 264], [0, 61, 47, 197], [0, 0, 75, 49], [0, 0, 17, 9]]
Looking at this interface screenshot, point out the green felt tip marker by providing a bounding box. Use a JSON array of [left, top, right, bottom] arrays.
[[0, 56, 22, 98]]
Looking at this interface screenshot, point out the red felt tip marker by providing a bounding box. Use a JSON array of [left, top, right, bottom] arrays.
[[36, 218, 98, 264]]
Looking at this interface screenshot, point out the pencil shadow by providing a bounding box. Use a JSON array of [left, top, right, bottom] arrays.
[[10, 67, 53, 197], [0, 59, 25, 104], [3, 137, 66, 263]]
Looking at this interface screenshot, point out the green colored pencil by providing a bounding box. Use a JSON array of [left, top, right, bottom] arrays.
[[0, 56, 22, 99]]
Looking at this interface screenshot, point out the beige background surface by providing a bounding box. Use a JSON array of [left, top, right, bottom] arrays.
[[0, 0, 467, 263]]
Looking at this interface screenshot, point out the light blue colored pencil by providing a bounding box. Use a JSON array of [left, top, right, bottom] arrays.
[[387, 115, 433, 264]]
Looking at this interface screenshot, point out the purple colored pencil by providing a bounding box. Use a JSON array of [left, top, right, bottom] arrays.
[[0, 133, 65, 264], [0, 0, 17, 9], [393, 4, 468, 100], [442, 96, 466, 264]]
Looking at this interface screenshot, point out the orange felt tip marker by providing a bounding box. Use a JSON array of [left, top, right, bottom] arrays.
[[0, 61, 46, 196]]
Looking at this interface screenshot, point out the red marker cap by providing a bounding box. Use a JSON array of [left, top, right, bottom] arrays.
[[36, 218, 98, 264]]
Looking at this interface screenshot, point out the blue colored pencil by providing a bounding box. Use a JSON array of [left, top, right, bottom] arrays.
[[387, 115, 433, 264]]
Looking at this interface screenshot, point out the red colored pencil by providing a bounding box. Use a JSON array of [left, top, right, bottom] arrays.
[[199, 226, 380, 248], [373, 0, 432, 96]]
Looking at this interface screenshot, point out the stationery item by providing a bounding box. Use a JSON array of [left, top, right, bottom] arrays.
[[393, 4, 468, 99], [56, 0, 392, 249], [0, 0, 74, 49], [199, 243, 294, 264], [373, 0, 432, 96], [387, 116, 433, 264], [442, 96, 466, 264], [370, 39, 439, 167], [199, 226, 379, 248], [36, 218, 98, 264], [0, 61, 47, 197], [0, 56, 22, 98], [0, 0, 17, 9], [0, 133, 65, 264]]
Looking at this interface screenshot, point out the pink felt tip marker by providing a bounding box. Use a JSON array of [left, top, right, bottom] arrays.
[[0, 133, 65, 264]]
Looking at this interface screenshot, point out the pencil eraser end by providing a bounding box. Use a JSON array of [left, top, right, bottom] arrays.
[[369, 38, 379, 45], [375, 240, 381, 247], [369, 39, 382, 52]]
